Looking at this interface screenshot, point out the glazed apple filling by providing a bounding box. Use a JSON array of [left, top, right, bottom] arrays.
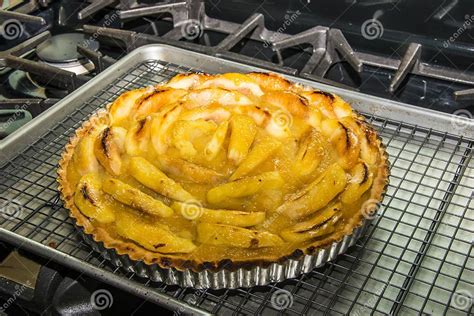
[[63, 72, 385, 261]]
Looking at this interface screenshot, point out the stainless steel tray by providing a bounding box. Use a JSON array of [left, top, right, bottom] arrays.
[[0, 45, 472, 315]]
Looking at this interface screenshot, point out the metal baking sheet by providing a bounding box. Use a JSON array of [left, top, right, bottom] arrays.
[[0, 45, 472, 315]]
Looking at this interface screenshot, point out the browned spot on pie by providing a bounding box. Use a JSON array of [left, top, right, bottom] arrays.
[[135, 118, 147, 134], [80, 185, 95, 205], [338, 122, 351, 150], [297, 94, 310, 107], [365, 127, 377, 145], [163, 105, 178, 119], [100, 127, 111, 158], [250, 238, 259, 248], [141, 88, 166, 103], [313, 90, 335, 101], [360, 163, 369, 184]]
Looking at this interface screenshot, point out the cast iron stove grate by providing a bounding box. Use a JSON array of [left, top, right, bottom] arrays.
[[0, 60, 472, 315]]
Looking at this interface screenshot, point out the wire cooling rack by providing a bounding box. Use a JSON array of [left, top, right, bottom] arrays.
[[0, 60, 472, 315]]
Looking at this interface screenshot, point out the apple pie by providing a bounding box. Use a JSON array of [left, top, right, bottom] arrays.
[[58, 72, 389, 272]]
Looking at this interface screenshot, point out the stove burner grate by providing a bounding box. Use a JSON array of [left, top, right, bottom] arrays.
[[78, 0, 474, 100]]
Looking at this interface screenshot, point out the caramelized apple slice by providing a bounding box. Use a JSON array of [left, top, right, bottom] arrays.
[[230, 137, 281, 180], [197, 223, 283, 248], [206, 197, 245, 210], [293, 129, 324, 177], [179, 106, 231, 123], [280, 212, 341, 243], [264, 109, 293, 138], [93, 126, 127, 176], [352, 119, 380, 166], [261, 91, 308, 117], [200, 210, 266, 227], [132, 88, 187, 118], [228, 114, 257, 164], [102, 178, 173, 217], [321, 119, 360, 170], [300, 90, 337, 119], [339, 117, 379, 167], [232, 105, 271, 125], [73, 125, 107, 175], [129, 157, 196, 202], [332, 95, 353, 118], [306, 106, 323, 129], [204, 120, 229, 161], [172, 119, 216, 159], [150, 104, 182, 154], [277, 163, 347, 219], [158, 156, 224, 184], [289, 202, 341, 233], [340, 162, 373, 204], [197, 73, 264, 96], [108, 87, 154, 126], [207, 171, 284, 204], [164, 73, 209, 90], [74, 174, 115, 223], [247, 72, 292, 91], [125, 116, 152, 156], [115, 210, 196, 253], [182, 88, 253, 109], [361, 129, 380, 166], [171, 202, 265, 227]]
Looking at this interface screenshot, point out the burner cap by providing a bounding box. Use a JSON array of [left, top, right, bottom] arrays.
[[36, 33, 99, 63], [8, 70, 47, 99]]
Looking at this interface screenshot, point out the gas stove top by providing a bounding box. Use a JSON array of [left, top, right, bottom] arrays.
[[0, 0, 473, 315], [0, 0, 473, 141]]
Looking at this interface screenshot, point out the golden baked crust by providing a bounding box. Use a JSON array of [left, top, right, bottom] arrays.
[[58, 72, 389, 272]]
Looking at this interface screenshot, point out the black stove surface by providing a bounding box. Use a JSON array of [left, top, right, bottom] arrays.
[[0, 241, 174, 316], [1, 1, 472, 112]]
